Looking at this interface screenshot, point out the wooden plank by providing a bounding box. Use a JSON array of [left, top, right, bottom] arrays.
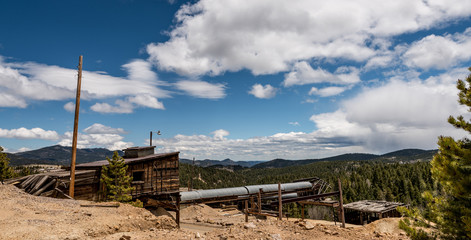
[[32, 179, 57, 196]]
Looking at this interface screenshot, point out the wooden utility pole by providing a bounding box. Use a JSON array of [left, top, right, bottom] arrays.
[[69, 55, 83, 198]]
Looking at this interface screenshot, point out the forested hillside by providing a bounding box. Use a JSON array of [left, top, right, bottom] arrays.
[[180, 160, 437, 207]]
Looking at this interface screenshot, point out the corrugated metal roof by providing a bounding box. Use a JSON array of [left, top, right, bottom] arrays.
[[343, 200, 406, 213], [75, 152, 179, 169]]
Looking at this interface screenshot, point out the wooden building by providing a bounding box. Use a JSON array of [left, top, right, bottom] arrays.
[[343, 200, 406, 225], [8, 146, 180, 202]]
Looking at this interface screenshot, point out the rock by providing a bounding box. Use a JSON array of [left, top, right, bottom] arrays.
[[195, 216, 204, 222], [270, 233, 282, 240], [149, 228, 155, 231], [119, 235, 131, 240], [219, 235, 228, 240], [303, 222, 315, 230], [244, 222, 256, 229], [195, 232, 201, 238], [324, 229, 332, 235], [206, 219, 215, 224]]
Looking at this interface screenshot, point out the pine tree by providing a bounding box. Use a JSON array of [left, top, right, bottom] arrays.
[[0, 146, 14, 183], [100, 151, 134, 202], [427, 68, 471, 239]]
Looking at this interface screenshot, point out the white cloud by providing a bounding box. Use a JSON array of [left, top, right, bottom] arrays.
[[309, 67, 470, 152], [121, 59, 159, 83], [64, 102, 75, 112], [57, 123, 133, 150], [289, 122, 300, 126], [151, 67, 471, 160], [0, 127, 60, 140], [403, 28, 471, 70], [248, 84, 277, 99], [175, 80, 226, 99], [90, 100, 134, 114], [18, 147, 31, 152], [211, 129, 229, 140], [153, 130, 364, 160], [309, 86, 348, 97], [0, 58, 169, 111], [147, 0, 471, 77], [83, 123, 127, 134], [127, 95, 165, 110], [283, 62, 360, 87]]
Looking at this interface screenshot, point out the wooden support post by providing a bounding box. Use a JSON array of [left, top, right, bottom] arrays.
[[258, 188, 262, 214], [338, 178, 345, 228], [278, 183, 282, 220], [176, 193, 181, 229], [250, 196, 254, 211], [69, 55, 83, 198], [301, 203, 305, 220], [245, 200, 248, 222]]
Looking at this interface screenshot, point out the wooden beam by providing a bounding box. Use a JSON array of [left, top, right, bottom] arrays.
[[176, 192, 180, 229], [245, 200, 248, 222], [270, 191, 340, 205], [338, 178, 345, 228], [278, 182, 282, 220]]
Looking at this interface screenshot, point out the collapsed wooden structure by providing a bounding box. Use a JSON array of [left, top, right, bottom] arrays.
[[7, 146, 180, 202], [343, 200, 406, 225]]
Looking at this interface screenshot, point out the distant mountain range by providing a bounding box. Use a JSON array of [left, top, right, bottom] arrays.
[[7, 145, 122, 166], [250, 149, 438, 169], [5, 145, 438, 168], [179, 158, 263, 168]]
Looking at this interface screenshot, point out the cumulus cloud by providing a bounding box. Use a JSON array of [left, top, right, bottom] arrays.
[[127, 95, 165, 110], [403, 28, 471, 70], [147, 0, 471, 77], [175, 80, 226, 99], [83, 123, 127, 134], [309, 86, 348, 97], [64, 102, 75, 112], [150, 67, 471, 160], [57, 123, 133, 150], [152, 130, 364, 160], [309, 67, 470, 152], [0, 58, 169, 111], [90, 100, 134, 114], [283, 62, 360, 87], [211, 129, 229, 140], [248, 84, 277, 99], [0, 127, 60, 140]]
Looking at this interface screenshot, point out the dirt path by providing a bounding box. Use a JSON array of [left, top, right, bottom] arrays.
[[0, 184, 409, 240]]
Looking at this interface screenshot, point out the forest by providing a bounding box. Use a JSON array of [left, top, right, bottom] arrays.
[[179, 159, 437, 207]]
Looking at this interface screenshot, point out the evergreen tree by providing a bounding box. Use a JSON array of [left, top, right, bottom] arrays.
[[100, 151, 134, 202], [0, 146, 14, 183], [427, 68, 471, 239]]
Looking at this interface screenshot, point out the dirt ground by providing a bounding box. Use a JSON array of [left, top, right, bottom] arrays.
[[0, 184, 409, 240]]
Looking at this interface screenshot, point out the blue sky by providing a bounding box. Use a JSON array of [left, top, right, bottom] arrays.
[[1, 0, 471, 160]]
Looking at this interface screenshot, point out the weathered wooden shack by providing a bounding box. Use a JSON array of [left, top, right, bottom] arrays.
[[76, 146, 179, 199], [343, 200, 406, 225], [8, 146, 180, 202]]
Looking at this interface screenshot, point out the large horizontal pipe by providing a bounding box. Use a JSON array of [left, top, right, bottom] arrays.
[[180, 181, 313, 202]]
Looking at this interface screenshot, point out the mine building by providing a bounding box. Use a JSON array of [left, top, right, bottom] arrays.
[[7, 146, 180, 202]]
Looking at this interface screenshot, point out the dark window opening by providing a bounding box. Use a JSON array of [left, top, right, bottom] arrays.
[[132, 171, 145, 182]]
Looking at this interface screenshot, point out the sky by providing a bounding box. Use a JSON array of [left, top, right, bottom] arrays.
[[1, 0, 471, 161]]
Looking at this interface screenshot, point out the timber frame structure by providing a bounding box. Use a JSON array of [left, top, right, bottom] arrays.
[[7, 147, 180, 202], [343, 200, 407, 225]]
